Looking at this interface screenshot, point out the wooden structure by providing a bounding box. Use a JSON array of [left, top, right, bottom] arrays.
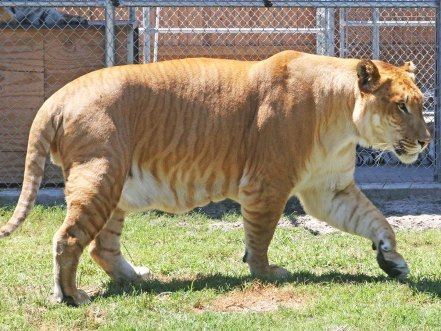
[[0, 23, 138, 185], [0, 6, 437, 185]]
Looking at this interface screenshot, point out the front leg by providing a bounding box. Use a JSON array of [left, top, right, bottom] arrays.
[[298, 182, 408, 279]]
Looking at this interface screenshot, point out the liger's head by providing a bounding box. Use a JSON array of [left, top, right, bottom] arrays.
[[353, 59, 431, 164]]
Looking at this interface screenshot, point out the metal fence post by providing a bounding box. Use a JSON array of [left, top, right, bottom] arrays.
[[372, 8, 380, 59], [127, 7, 136, 64], [143, 7, 151, 63], [339, 8, 346, 57], [436, 1, 441, 182], [326, 8, 335, 56], [105, 0, 115, 67], [317, 8, 335, 56], [153, 7, 161, 62], [316, 8, 326, 55]]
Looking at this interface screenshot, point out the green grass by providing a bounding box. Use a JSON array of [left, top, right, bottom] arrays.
[[0, 205, 440, 330]]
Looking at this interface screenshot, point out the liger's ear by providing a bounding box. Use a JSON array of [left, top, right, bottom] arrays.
[[401, 61, 416, 81], [356, 59, 381, 93], [402, 61, 416, 73]]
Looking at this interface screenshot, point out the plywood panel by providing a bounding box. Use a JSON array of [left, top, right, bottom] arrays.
[[0, 28, 44, 109], [0, 70, 44, 109], [0, 151, 26, 184], [0, 152, 62, 185], [0, 108, 37, 152], [1, 24, 134, 184], [0, 29, 44, 72], [44, 25, 134, 98], [44, 26, 105, 98], [0, 28, 45, 163]]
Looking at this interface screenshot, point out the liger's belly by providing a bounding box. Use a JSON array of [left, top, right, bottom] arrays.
[[117, 166, 233, 214]]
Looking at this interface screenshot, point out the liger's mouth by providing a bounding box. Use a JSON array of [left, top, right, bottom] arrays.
[[393, 140, 420, 157], [393, 146, 406, 156]]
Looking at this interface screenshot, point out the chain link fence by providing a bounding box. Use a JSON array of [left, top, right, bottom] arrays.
[[0, 0, 440, 188]]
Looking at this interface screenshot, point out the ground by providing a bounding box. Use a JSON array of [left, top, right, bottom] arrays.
[[0, 203, 440, 330]]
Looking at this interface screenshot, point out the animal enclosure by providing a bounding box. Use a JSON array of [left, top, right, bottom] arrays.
[[0, 0, 440, 188]]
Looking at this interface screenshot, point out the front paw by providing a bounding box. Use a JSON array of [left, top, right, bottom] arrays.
[[376, 248, 409, 280]]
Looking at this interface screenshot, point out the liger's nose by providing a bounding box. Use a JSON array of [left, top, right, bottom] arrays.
[[419, 129, 432, 149], [418, 131, 431, 149]]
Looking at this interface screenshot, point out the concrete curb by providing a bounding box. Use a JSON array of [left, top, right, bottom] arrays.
[[359, 183, 441, 200], [0, 188, 65, 206], [1, 183, 441, 207]]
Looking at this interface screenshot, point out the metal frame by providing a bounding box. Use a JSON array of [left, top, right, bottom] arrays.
[[143, 7, 333, 62], [146, 27, 326, 33], [344, 20, 436, 27], [340, 11, 437, 60], [120, 1, 438, 8], [0, 1, 105, 6], [436, 0, 441, 182], [0, 1, 437, 8], [0, 0, 440, 182]]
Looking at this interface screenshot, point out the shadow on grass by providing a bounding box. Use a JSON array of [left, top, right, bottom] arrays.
[[96, 271, 441, 300]]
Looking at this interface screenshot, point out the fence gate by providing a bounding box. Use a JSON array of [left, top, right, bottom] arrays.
[[0, 0, 440, 189]]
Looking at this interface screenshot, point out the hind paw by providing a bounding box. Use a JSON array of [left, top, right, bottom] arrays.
[[52, 288, 91, 306]]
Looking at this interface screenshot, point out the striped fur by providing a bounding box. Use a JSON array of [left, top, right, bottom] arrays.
[[0, 51, 430, 305]]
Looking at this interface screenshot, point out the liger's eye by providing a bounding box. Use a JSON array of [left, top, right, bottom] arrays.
[[397, 103, 409, 114]]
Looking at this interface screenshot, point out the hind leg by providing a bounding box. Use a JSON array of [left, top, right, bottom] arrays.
[[89, 209, 151, 282], [53, 159, 123, 305], [239, 181, 290, 279]]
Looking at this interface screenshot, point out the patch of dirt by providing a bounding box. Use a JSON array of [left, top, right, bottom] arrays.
[[287, 215, 338, 235], [291, 198, 441, 235], [209, 198, 441, 235], [202, 283, 306, 312], [386, 214, 441, 230], [286, 214, 441, 236]]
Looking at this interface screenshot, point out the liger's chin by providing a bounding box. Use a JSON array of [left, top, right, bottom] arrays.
[[394, 151, 419, 164]]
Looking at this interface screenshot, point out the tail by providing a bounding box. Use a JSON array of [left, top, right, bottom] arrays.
[[0, 104, 60, 238]]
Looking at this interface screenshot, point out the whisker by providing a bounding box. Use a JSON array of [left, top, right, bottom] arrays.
[[375, 150, 387, 164]]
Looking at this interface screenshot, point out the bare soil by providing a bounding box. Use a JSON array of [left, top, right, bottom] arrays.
[[208, 196, 441, 234], [200, 283, 306, 312]]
